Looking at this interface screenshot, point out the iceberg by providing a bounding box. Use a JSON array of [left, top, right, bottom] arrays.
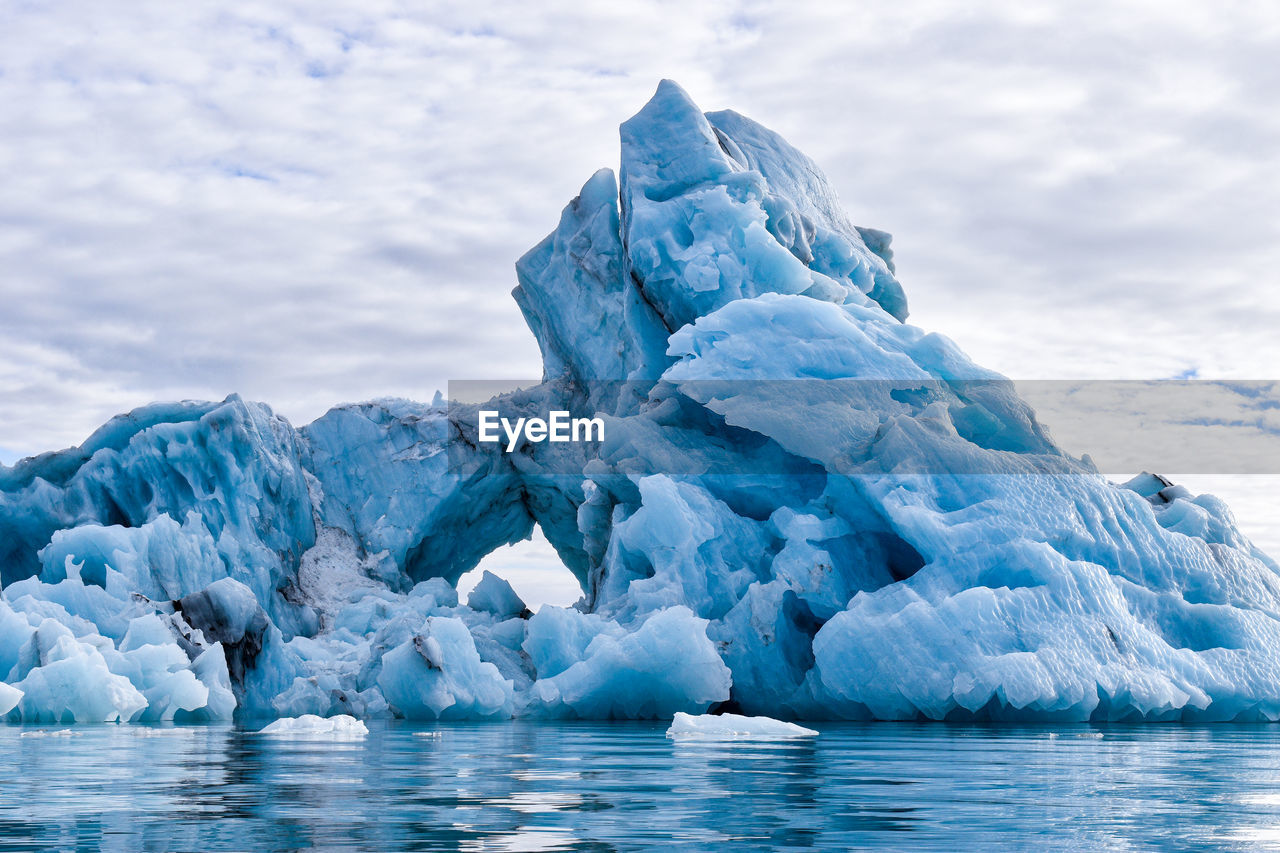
[[2, 80, 1280, 724], [667, 712, 818, 739]]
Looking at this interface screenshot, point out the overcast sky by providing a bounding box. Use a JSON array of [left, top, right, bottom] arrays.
[[2, 1, 1277, 599]]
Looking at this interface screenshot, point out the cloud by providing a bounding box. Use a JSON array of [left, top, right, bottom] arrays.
[[0, 0, 763, 453]]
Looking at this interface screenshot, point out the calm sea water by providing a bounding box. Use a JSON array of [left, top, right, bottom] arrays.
[[3, 721, 1280, 851]]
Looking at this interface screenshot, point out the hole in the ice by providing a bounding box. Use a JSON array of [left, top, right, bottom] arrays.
[[889, 386, 933, 409], [103, 493, 132, 529], [456, 525, 583, 612], [874, 532, 926, 583]]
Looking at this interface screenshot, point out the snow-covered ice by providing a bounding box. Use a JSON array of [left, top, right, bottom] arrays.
[[2, 80, 1280, 724], [259, 714, 368, 737], [667, 712, 818, 739]]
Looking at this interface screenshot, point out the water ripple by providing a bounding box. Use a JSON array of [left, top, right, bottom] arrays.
[[3, 722, 1280, 850]]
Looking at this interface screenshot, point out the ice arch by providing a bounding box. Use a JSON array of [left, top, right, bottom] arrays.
[[457, 526, 584, 612]]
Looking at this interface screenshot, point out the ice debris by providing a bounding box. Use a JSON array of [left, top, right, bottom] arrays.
[[259, 714, 368, 737], [667, 712, 818, 739], [3, 81, 1280, 724]]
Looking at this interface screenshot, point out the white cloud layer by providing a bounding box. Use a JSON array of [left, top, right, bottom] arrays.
[[1, 1, 1277, 568]]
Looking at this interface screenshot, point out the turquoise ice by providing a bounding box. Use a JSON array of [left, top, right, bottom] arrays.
[[2, 81, 1278, 723]]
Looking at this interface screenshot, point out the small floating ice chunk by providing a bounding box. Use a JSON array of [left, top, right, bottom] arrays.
[[258, 714, 368, 737], [666, 711, 818, 739], [20, 728, 78, 738]]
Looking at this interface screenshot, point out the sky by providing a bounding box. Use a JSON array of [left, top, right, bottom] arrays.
[[2, 1, 1278, 604]]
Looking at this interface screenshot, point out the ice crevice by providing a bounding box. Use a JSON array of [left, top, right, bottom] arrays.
[[3, 80, 1280, 723]]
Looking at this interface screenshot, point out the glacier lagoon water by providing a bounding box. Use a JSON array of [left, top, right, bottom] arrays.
[[3, 722, 1280, 851]]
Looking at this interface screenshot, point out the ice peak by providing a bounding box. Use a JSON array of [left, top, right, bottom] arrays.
[[518, 80, 910, 370]]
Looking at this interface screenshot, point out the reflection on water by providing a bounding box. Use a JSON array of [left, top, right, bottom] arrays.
[[3, 722, 1280, 850]]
